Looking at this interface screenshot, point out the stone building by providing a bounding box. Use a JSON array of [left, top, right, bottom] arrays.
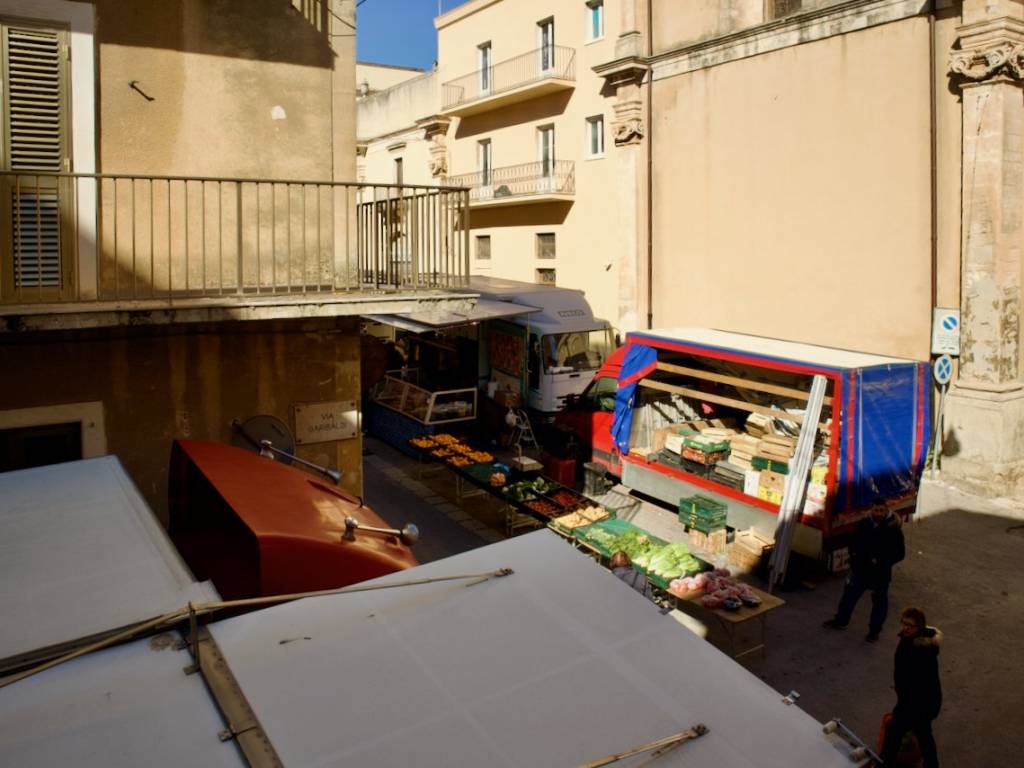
[[0, 0, 471, 520], [363, 0, 1023, 495], [359, 0, 628, 333]]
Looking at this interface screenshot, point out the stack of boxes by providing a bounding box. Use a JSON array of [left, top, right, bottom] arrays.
[[680, 494, 728, 554]]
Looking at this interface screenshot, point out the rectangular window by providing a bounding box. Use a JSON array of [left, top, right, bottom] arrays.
[[586, 1, 604, 41], [478, 42, 491, 93], [537, 18, 554, 72], [0, 421, 82, 472], [586, 115, 604, 158], [393, 157, 403, 185], [767, 0, 802, 19], [535, 268, 556, 286], [1, 19, 71, 294], [476, 235, 491, 261], [477, 139, 492, 186], [536, 233, 556, 260]]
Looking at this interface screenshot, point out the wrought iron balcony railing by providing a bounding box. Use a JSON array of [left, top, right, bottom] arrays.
[[442, 45, 576, 111], [446, 161, 575, 204], [0, 171, 470, 306]]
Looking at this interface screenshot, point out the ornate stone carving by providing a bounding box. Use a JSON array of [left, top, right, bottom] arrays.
[[613, 118, 645, 146], [950, 42, 1024, 82], [416, 115, 451, 178]]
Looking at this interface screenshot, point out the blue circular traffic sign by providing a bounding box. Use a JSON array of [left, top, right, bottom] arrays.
[[942, 315, 958, 331], [933, 354, 953, 385]]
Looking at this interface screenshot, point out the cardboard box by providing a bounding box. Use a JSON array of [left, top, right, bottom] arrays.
[[494, 389, 522, 408], [743, 470, 761, 497], [759, 470, 786, 494]]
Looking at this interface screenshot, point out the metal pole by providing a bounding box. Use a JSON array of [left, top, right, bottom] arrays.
[[930, 382, 947, 477]]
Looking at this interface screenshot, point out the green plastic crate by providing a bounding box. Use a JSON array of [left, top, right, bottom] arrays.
[[683, 436, 731, 453], [679, 494, 728, 528], [751, 456, 790, 474]]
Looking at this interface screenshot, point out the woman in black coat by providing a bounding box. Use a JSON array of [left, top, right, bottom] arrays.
[[880, 607, 942, 767]]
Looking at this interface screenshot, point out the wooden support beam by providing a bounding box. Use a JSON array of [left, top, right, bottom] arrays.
[[639, 378, 830, 432], [655, 362, 833, 406]]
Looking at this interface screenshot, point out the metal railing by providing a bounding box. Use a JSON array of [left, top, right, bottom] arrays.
[[446, 161, 575, 203], [0, 171, 470, 306], [442, 45, 576, 110]]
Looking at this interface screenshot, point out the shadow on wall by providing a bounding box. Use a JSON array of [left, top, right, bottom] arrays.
[[470, 200, 572, 228], [95, 0, 338, 68], [454, 90, 573, 139]]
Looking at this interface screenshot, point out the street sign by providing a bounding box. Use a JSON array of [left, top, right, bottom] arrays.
[[294, 400, 358, 444], [931, 308, 960, 356], [933, 354, 953, 385]]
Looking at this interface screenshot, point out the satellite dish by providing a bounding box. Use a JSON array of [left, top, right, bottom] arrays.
[[231, 415, 296, 464]]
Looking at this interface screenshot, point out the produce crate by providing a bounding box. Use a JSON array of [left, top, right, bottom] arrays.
[[549, 506, 611, 533], [728, 529, 774, 574], [522, 498, 562, 519], [752, 456, 790, 475], [689, 528, 728, 555], [460, 462, 507, 487], [543, 487, 588, 510], [683, 436, 730, 454], [679, 494, 728, 529]]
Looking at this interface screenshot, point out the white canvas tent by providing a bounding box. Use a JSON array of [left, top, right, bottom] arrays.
[[0, 458, 859, 767]]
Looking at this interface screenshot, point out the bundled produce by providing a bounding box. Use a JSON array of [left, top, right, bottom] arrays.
[[502, 477, 558, 502], [489, 472, 507, 488], [552, 505, 608, 529], [433, 434, 460, 445], [668, 568, 762, 610], [524, 499, 560, 517], [634, 542, 702, 581], [409, 437, 436, 449]]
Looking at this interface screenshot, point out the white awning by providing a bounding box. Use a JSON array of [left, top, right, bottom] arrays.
[[366, 298, 540, 333]]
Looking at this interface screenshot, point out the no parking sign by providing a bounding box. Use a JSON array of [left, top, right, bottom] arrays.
[[931, 308, 960, 356]]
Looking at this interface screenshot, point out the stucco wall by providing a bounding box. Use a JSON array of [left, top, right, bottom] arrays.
[[0, 319, 363, 524], [437, 0, 624, 329], [651, 16, 940, 360], [95, 0, 352, 181], [357, 62, 425, 94], [358, 72, 438, 142]]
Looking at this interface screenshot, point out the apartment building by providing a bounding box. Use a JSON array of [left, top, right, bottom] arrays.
[[358, 0, 632, 333], [0, 0, 471, 520]]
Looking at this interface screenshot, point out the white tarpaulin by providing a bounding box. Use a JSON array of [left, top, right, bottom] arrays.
[[210, 531, 853, 767], [0, 457, 217, 664]]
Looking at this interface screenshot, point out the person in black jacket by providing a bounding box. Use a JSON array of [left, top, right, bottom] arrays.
[[823, 499, 905, 641], [610, 551, 654, 601], [880, 607, 942, 768]]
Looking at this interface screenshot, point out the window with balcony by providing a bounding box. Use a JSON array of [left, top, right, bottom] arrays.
[[476, 235, 491, 261], [586, 1, 604, 42], [1, 19, 71, 296], [537, 18, 555, 73], [766, 0, 803, 19], [393, 157, 404, 185], [536, 268, 556, 285], [537, 125, 554, 191], [536, 233, 556, 260], [586, 115, 604, 158], [478, 42, 492, 93]]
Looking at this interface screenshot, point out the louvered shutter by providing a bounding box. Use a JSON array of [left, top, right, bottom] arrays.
[[2, 23, 68, 290]]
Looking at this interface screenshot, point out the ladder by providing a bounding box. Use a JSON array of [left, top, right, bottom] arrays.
[[510, 409, 539, 452]]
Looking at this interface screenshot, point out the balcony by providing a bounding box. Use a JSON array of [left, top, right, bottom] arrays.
[[446, 161, 575, 209], [0, 171, 473, 332], [441, 46, 576, 118]]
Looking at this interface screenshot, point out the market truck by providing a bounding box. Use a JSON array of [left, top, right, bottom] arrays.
[[561, 328, 930, 562], [369, 276, 614, 414]]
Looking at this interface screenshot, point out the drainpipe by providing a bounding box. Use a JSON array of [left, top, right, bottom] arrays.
[[646, 0, 654, 329], [929, 0, 938, 312]]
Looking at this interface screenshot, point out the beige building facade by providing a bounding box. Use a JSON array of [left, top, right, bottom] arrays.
[[358, 0, 632, 334], [0, 0, 471, 521], [587, 0, 1022, 494]]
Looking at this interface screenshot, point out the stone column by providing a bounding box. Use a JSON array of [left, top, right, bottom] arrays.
[[595, 58, 649, 335], [944, 2, 1024, 494]]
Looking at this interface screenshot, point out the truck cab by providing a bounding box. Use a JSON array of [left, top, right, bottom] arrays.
[[555, 346, 624, 475]]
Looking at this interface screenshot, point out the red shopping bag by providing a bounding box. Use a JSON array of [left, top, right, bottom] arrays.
[[878, 713, 923, 766]]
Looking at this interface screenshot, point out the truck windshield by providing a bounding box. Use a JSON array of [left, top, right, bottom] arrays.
[[542, 329, 613, 373]]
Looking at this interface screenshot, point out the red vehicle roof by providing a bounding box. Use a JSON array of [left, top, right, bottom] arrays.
[[169, 440, 418, 599]]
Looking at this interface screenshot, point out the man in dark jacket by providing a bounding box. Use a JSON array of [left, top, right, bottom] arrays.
[[823, 500, 905, 641], [610, 551, 654, 601], [880, 607, 942, 768]]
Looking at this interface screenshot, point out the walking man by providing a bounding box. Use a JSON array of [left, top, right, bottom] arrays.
[[879, 607, 942, 768], [823, 499, 905, 641]]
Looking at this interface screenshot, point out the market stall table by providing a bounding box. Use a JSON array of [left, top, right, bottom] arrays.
[[666, 583, 784, 660]]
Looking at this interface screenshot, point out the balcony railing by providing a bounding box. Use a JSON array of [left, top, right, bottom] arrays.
[[446, 161, 575, 204], [0, 171, 470, 306], [442, 45, 576, 111]]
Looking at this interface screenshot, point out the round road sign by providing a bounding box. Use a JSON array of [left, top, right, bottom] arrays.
[[933, 354, 954, 385]]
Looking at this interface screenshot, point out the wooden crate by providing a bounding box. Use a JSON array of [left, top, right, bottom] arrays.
[[728, 529, 773, 573], [689, 528, 728, 555]]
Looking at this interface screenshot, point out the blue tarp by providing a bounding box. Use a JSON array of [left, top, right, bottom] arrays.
[[611, 344, 658, 454]]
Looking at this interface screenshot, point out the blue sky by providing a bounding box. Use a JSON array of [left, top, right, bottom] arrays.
[[356, 0, 467, 71]]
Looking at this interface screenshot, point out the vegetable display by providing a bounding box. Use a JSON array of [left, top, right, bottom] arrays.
[[503, 477, 558, 502], [634, 542, 702, 581], [582, 528, 661, 561], [668, 568, 762, 610]]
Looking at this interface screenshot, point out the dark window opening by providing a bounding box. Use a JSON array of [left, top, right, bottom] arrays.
[[0, 421, 82, 472]]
